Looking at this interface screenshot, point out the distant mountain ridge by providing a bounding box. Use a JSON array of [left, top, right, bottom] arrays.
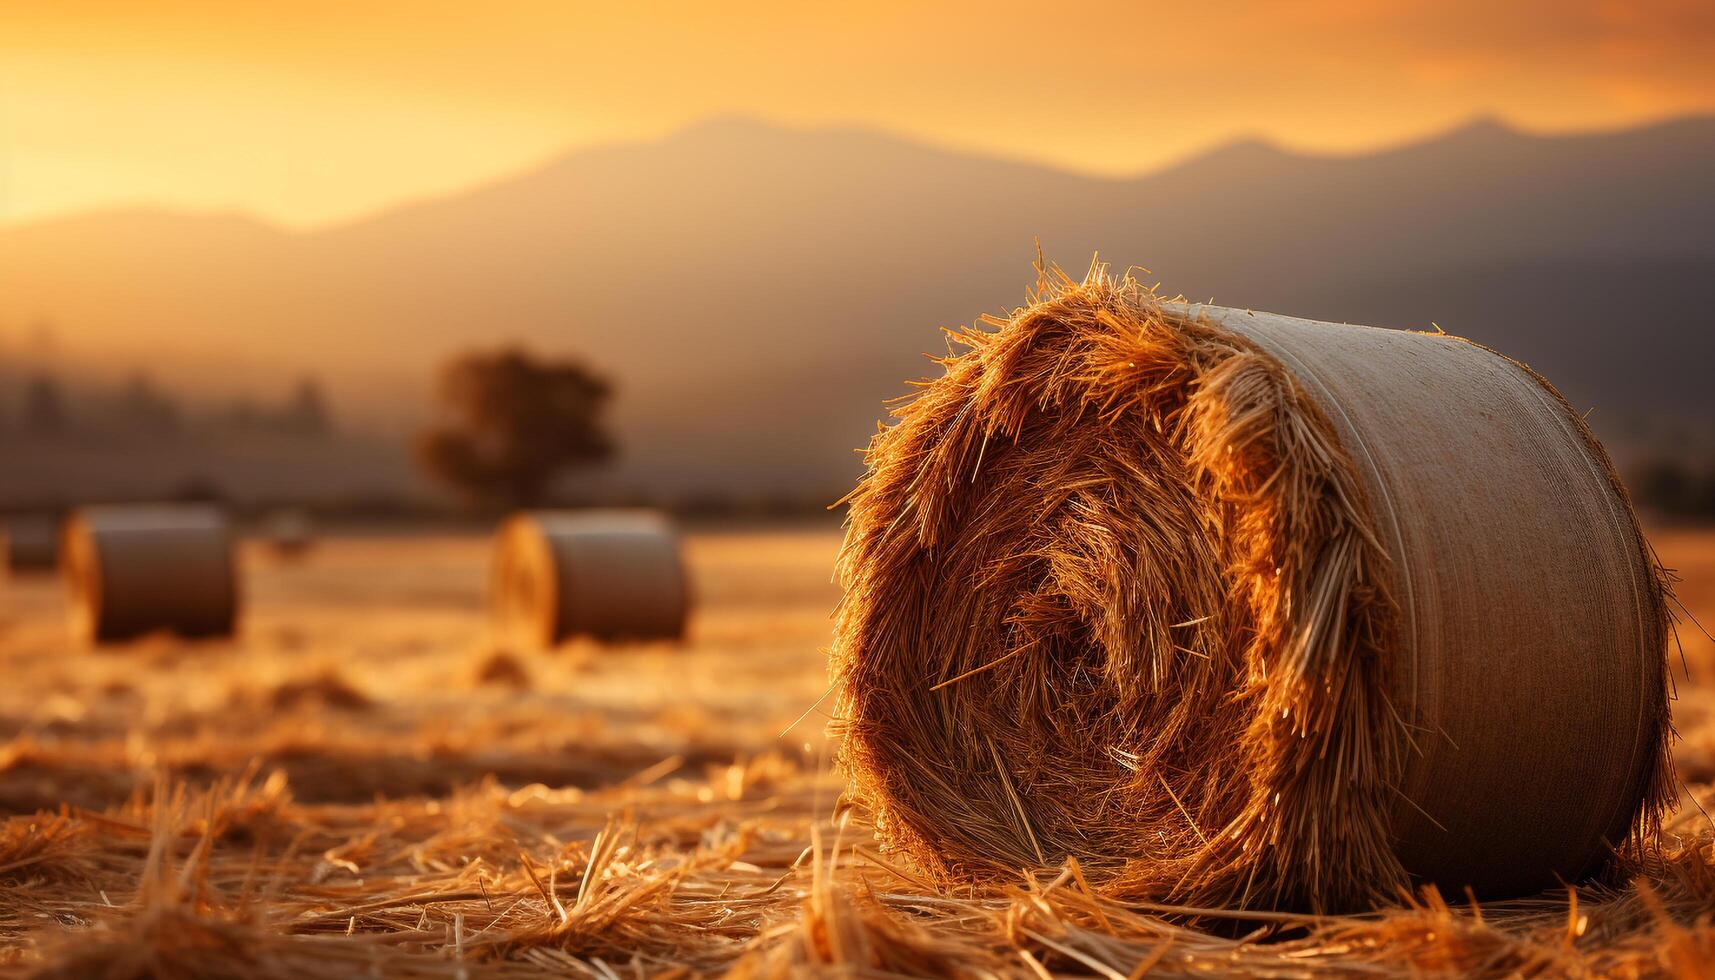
[[3, 114, 1712, 501]]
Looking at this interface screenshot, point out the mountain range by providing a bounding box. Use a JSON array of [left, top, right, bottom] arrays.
[[3, 114, 1712, 501]]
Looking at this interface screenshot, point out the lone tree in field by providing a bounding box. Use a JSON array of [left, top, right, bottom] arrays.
[[283, 376, 333, 437], [417, 347, 615, 508], [22, 373, 68, 435]]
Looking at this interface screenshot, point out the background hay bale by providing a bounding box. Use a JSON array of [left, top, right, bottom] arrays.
[[258, 508, 316, 560], [62, 504, 239, 643], [833, 266, 1671, 911], [2, 513, 60, 574], [491, 509, 689, 646]]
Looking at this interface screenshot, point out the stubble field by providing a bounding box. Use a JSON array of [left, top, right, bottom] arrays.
[[2, 524, 1714, 977]]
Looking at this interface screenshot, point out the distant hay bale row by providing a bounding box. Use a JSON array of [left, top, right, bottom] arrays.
[[45, 503, 684, 648], [833, 267, 1671, 911], [491, 510, 690, 646], [62, 504, 239, 643]]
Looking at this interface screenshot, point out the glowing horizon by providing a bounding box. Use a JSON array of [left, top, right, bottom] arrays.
[[3, 0, 1711, 229]]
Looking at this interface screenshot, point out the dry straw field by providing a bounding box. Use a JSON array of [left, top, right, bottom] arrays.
[[2, 524, 1714, 977]]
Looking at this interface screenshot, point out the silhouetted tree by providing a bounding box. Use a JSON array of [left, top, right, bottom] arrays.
[[118, 372, 182, 434], [22, 373, 67, 434], [283, 376, 333, 436], [226, 397, 261, 430], [416, 347, 615, 508]]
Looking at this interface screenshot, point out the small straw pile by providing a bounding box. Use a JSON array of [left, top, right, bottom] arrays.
[[833, 263, 1673, 912], [62, 504, 239, 643], [492, 510, 690, 646]]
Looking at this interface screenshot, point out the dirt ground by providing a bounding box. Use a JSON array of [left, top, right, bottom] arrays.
[[2, 523, 1714, 977]]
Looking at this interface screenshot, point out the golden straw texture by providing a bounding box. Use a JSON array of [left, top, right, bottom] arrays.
[[832, 263, 1672, 911]]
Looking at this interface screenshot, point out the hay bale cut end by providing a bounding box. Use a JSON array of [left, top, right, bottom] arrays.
[[63, 504, 239, 643], [491, 509, 689, 646], [2, 513, 61, 574], [832, 266, 1671, 912]]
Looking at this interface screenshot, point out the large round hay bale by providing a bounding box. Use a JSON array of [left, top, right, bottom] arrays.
[[491, 510, 689, 646], [834, 268, 1671, 911], [2, 514, 60, 573], [63, 504, 239, 643]]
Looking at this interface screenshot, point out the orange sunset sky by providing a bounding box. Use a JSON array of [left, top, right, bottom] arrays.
[[2, 0, 1712, 228]]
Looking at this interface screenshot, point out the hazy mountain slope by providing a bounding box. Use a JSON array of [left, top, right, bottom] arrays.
[[2, 115, 1711, 499]]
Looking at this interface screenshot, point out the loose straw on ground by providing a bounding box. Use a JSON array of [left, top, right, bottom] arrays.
[[832, 262, 1673, 911]]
